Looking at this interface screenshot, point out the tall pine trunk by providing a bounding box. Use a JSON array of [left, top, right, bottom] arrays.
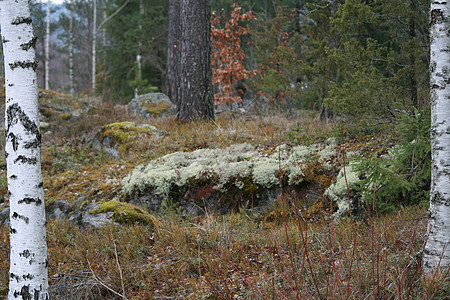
[[166, 0, 181, 107], [0, 1, 48, 298], [178, 0, 214, 121], [424, 0, 450, 271]]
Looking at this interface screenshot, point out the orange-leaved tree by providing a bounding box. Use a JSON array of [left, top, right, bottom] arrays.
[[211, 4, 256, 106]]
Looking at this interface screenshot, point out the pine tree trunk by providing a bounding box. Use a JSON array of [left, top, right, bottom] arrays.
[[45, 0, 50, 90], [409, 0, 418, 108], [92, 0, 97, 94], [0, 1, 49, 298], [166, 0, 181, 107], [424, 0, 450, 272], [69, 0, 74, 96], [178, 0, 214, 121]]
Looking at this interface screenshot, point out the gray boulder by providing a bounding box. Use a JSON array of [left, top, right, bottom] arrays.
[[128, 93, 175, 119]]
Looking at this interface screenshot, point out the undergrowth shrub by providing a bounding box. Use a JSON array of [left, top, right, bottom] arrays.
[[354, 109, 431, 212]]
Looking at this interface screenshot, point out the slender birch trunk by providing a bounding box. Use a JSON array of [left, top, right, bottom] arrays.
[[135, 0, 143, 98], [45, 0, 50, 90], [69, 0, 74, 96], [92, 0, 97, 94], [424, 0, 450, 272], [0, 1, 48, 299]]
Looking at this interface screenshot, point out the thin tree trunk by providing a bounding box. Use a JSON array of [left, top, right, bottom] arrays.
[[409, 0, 418, 108], [178, 0, 214, 121], [45, 0, 50, 90], [92, 0, 97, 94], [166, 0, 181, 107], [135, 0, 144, 98], [0, 1, 48, 298], [423, 0, 450, 272], [69, 0, 74, 96]]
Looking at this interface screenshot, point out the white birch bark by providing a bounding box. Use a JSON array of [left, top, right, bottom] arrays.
[[45, 0, 50, 90], [424, 0, 450, 271], [135, 0, 143, 98], [69, 0, 74, 96], [92, 0, 97, 94], [0, 1, 48, 299]]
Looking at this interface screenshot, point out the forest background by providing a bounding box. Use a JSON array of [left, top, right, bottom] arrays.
[[1, 0, 446, 299], [0, 0, 430, 117]]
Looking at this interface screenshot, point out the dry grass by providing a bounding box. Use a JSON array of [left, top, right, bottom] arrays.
[[0, 97, 448, 298], [1, 204, 448, 299]]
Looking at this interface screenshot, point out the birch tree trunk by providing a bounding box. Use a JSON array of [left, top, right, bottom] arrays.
[[45, 0, 50, 90], [178, 0, 214, 121], [424, 0, 450, 272], [92, 0, 97, 94], [135, 0, 144, 98], [0, 1, 49, 299], [69, 0, 74, 96]]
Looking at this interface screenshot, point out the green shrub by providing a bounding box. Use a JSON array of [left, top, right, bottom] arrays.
[[354, 109, 430, 211]]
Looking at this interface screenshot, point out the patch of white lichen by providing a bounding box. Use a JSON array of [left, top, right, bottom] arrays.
[[122, 140, 338, 199], [324, 164, 360, 216]]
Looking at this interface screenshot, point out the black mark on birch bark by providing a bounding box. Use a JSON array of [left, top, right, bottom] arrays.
[[6, 104, 41, 147], [14, 155, 37, 165], [10, 272, 20, 282], [22, 273, 34, 280], [20, 37, 37, 51], [431, 9, 444, 25], [10, 227, 16, 234], [20, 250, 32, 258], [12, 212, 30, 224], [11, 17, 33, 25], [10, 175, 17, 179], [2, 37, 9, 43], [36, 182, 44, 188], [18, 197, 42, 205], [8, 133, 19, 151], [9, 60, 38, 71]]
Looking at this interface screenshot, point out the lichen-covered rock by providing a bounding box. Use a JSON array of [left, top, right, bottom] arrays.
[[89, 200, 156, 227], [128, 93, 175, 119], [123, 140, 338, 213], [324, 164, 361, 217], [92, 121, 161, 158]]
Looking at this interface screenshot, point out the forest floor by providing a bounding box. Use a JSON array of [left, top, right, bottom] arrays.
[[0, 92, 448, 299]]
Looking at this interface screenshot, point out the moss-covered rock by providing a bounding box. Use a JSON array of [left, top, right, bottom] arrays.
[[123, 140, 338, 213], [128, 93, 175, 119], [89, 200, 156, 227], [92, 121, 161, 158]]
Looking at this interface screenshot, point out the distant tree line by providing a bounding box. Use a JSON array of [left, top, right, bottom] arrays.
[[15, 0, 429, 121]]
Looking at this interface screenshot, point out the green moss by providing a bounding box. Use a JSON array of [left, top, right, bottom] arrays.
[[89, 200, 155, 227], [99, 122, 160, 155], [144, 102, 171, 117]]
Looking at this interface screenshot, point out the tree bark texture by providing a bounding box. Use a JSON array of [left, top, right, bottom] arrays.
[[45, 0, 50, 90], [166, 0, 181, 107], [92, 0, 97, 94], [178, 0, 215, 121], [69, 0, 74, 96], [424, 0, 450, 272], [0, 0, 49, 298]]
